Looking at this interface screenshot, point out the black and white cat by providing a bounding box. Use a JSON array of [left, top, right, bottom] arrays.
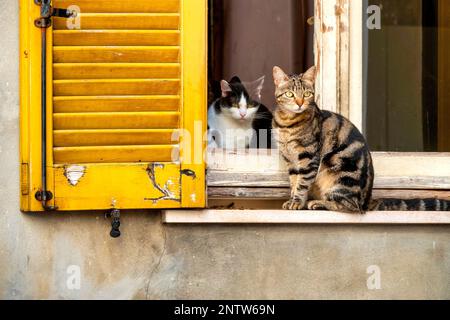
[[208, 76, 273, 149]]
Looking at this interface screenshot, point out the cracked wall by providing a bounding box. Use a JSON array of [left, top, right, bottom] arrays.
[[0, 1, 449, 300]]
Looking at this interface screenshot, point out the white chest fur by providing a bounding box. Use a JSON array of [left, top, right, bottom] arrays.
[[208, 106, 255, 149]]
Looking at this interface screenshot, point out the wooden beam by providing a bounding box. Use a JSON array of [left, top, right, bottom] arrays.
[[207, 149, 450, 189], [208, 187, 450, 200], [208, 187, 290, 199], [348, 0, 363, 131], [163, 209, 450, 224], [314, 0, 339, 113], [208, 171, 450, 190]]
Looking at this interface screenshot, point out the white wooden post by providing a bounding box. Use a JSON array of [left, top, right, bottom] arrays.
[[314, 0, 340, 113], [315, 0, 363, 133], [349, 0, 364, 131]]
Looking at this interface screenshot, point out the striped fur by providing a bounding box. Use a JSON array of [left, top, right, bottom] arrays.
[[371, 198, 450, 211], [272, 66, 449, 213]]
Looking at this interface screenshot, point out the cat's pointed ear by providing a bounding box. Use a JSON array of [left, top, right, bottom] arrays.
[[220, 80, 232, 97], [230, 76, 242, 84], [273, 66, 289, 87], [244, 76, 265, 101], [302, 66, 317, 82]]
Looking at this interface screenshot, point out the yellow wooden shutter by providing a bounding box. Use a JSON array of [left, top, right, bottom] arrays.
[[19, 0, 207, 211]]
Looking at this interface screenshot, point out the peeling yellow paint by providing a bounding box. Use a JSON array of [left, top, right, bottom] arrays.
[[64, 165, 86, 186], [145, 163, 180, 203]]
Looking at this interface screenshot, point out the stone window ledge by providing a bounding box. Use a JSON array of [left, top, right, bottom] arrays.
[[163, 210, 450, 224]]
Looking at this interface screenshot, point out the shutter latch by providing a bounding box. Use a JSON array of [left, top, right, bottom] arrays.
[[106, 209, 121, 238], [34, 0, 77, 29]]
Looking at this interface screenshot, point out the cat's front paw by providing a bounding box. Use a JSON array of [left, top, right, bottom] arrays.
[[307, 200, 328, 211], [282, 199, 305, 210]]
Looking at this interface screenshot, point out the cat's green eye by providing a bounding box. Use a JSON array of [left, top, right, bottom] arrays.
[[284, 91, 295, 98], [303, 91, 313, 98]]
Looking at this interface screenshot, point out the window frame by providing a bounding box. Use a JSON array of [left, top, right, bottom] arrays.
[[168, 0, 450, 222], [204, 0, 450, 204], [205, 0, 450, 196], [314, 0, 450, 189]]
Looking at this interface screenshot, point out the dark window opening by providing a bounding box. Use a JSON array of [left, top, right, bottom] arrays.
[[365, 0, 450, 152], [207, 0, 314, 149]]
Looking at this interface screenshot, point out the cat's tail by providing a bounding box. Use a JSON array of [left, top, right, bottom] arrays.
[[370, 198, 450, 211]]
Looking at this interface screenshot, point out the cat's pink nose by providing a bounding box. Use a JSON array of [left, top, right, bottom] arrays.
[[239, 110, 247, 118]]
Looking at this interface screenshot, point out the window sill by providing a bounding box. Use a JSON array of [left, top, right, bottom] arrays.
[[162, 210, 450, 224], [207, 149, 450, 190]]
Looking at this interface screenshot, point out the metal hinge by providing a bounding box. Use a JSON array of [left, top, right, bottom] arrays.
[[34, 0, 77, 29]]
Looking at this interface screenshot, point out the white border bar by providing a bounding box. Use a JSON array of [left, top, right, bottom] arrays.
[[163, 210, 450, 224]]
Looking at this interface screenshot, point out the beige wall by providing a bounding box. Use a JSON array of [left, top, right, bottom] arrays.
[[0, 1, 449, 299]]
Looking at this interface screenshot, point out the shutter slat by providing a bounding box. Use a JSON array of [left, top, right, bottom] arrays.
[[53, 46, 179, 63], [53, 96, 180, 113], [53, 112, 179, 130], [51, 0, 183, 165], [54, 13, 179, 30], [54, 145, 179, 163], [53, 0, 180, 13], [53, 63, 180, 80], [54, 129, 177, 147], [53, 30, 180, 46], [54, 79, 180, 96]]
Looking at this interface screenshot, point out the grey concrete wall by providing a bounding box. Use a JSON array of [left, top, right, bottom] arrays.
[[0, 1, 449, 300]]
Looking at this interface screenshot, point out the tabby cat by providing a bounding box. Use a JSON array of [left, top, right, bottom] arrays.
[[272, 65, 450, 212], [208, 76, 273, 149]]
